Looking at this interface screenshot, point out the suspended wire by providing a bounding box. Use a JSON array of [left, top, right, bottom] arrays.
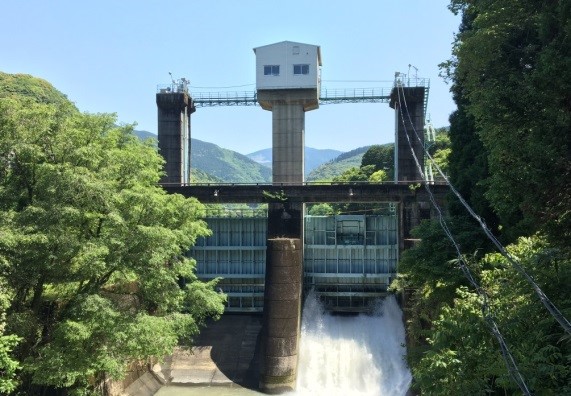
[[399, 84, 571, 336], [189, 83, 255, 89], [190, 80, 390, 87], [396, 86, 533, 395], [322, 79, 391, 83]]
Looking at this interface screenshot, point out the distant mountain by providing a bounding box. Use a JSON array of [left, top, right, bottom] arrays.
[[246, 149, 272, 168], [247, 147, 342, 175], [133, 130, 369, 183], [134, 131, 270, 183], [133, 129, 156, 141], [192, 139, 271, 183], [307, 145, 372, 181], [191, 168, 224, 184]]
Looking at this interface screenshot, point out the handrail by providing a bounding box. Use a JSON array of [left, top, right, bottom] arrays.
[[160, 180, 447, 187]]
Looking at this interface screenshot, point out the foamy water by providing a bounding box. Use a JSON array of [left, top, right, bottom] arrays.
[[294, 293, 411, 396], [156, 294, 411, 396]]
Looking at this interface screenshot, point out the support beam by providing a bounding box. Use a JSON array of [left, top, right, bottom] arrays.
[[161, 182, 449, 204]]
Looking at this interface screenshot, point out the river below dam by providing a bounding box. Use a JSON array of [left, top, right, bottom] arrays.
[[155, 294, 411, 396]]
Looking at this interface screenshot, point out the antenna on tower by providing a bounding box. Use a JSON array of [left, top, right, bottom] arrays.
[[168, 71, 175, 84], [408, 64, 419, 80]]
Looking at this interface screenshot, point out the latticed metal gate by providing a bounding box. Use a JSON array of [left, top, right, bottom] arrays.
[[190, 210, 398, 312], [304, 213, 399, 311], [189, 210, 267, 312]]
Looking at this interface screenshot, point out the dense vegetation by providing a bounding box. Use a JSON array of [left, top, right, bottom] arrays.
[[307, 133, 449, 216], [306, 145, 371, 181], [394, 1, 571, 394], [0, 74, 225, 394]]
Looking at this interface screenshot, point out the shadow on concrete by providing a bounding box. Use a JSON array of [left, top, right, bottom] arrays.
[[191, 313, 263, 390]]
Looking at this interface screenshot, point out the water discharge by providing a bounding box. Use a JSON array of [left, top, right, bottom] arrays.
[[156, 294, 411, 396], [295, 293, 411, 396]]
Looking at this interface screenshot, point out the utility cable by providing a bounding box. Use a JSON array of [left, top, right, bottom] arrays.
[[189, 83, 255, 89], [398, 84, 571, 336], [396, 86, 533, 395]]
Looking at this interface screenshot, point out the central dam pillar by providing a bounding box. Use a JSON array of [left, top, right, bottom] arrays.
[[254, 41, 321, 393], [260, 238, 302, 393]]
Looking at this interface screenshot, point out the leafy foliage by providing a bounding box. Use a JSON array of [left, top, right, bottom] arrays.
[[396, 2, 571, 394], [0, 72, 70, 107], [0, 279, 20, 393], [360, 144, 394, 179], [0, 77, 225, 393], [449, 0, 571, 246], [411, 237, 571, 395], [429, 128, 451, 179]]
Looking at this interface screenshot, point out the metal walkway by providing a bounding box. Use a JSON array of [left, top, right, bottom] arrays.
[[189, 87, 393, 107], [157, 77, 430, 113]]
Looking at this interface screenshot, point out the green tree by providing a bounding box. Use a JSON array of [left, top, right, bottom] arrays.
[[360, 144, 394, 180], [413, 237, 571, 395], [0, 96, 225, 393], [395, 2, 571, 394], [428, 128, 451, 179], [449, 0, 571, 245], [307, 203, 335, 216], [0, 278, 20, 393]]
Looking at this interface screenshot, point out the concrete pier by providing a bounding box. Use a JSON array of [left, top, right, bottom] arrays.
[[257, 88, 318, 185], [271, 103, 305, 183], [156, 90, 195, 184], [389, 86, 425, 182], [259, 238, 303, 394]]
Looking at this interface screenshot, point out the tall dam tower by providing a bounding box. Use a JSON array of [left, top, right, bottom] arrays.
[[254, 41, 321, 393], [254, 41, 321, 184]]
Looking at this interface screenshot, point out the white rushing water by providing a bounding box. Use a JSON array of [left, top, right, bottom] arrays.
[[294, 293, 412, 396], [156, 294, 411, 396]]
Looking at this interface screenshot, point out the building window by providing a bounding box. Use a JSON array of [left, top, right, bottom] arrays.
[[293, 64, 309, 75], [292, 46, 300, 55], [264, 65, 280, 76]]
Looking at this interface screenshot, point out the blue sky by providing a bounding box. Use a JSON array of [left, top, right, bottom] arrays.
[[1, 1, 459, 154]]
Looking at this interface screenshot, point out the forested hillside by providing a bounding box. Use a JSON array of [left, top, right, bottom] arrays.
[[394, 2, 571, 394], [307, 145, 371, 181], [0, 73, 225, 394], [133, 131, 270, 183], [191, 139, 271, 183]]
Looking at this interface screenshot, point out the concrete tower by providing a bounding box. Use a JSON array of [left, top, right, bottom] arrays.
[[254, 41, 321, 394], [254, 41, 322, 184], [156, 79, 195, 184], [389, 83, 426, 182]]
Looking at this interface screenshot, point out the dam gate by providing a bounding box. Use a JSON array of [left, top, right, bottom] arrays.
[[189, 206, 399, 312]]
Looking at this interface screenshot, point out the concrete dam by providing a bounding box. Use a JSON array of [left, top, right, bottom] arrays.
[[156, 41, 446, 393]]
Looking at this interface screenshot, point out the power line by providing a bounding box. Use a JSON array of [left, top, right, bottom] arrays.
[[399, 83, 571, 336], [396, 85, 533, 395], [189, 83, 255, 89]]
